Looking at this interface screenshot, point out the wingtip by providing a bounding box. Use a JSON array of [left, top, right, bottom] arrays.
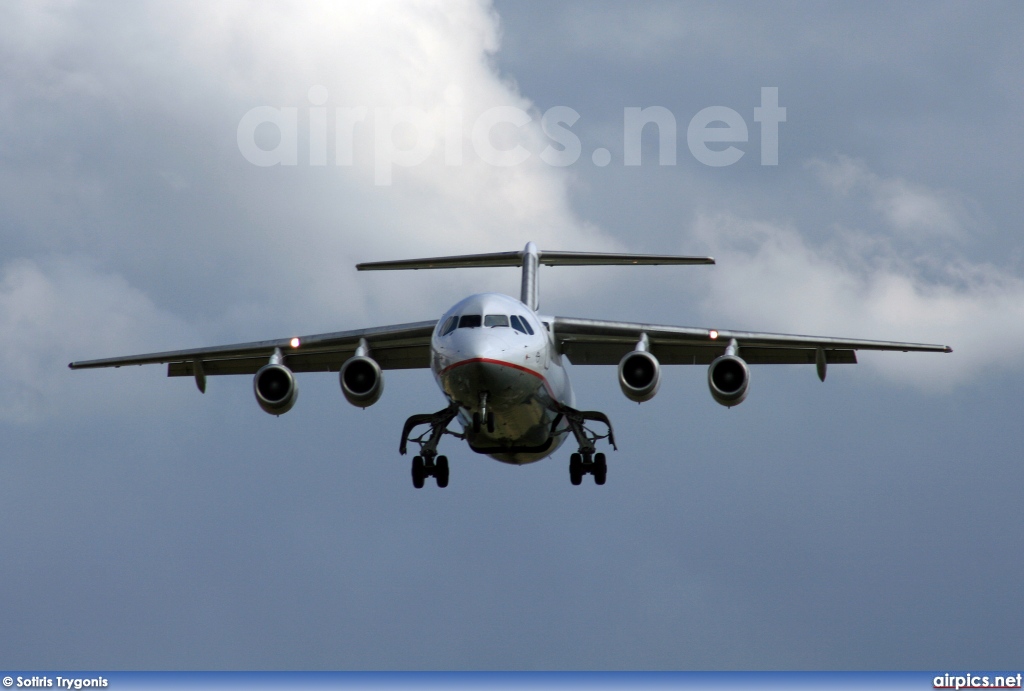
[[945, 346, 954, 353]]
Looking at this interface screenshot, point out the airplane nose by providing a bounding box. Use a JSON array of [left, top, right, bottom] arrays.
[[450, 328, 511, 360], [442, 328, 528, 405]]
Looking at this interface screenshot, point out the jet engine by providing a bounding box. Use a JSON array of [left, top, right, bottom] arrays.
[[618, 350, 661, 403], [340, 355, 384, 408], [707, 353, 749, 407], [254, 363, 299, 415]]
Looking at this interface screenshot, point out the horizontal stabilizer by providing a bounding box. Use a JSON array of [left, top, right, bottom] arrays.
[[539, 251, 714, 266], [357, 251, 523, 271], [357, 249, 714, 271], [357, 242, 715, 311]]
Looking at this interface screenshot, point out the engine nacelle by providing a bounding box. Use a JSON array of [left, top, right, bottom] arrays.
[[708, 354, 749, 407], [340, 355, 384, 408], [618, 350, 661, 403], [253, 363, 298, 415]]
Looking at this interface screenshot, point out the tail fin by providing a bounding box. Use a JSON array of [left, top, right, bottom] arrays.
[[356, 242, 714, 311]]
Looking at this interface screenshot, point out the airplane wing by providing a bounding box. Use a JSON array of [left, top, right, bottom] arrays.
[[68, 321, 438, 381], [552, 316, 952, 366]]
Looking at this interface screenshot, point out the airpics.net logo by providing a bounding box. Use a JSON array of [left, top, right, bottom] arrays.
[[236, 86, 786, 185]]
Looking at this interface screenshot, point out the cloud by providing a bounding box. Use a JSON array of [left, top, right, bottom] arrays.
[[0, 257, 192, 423], [807, 156, 969, 240], [0, 2, 614, 274], [0, 1, 627, 425], [691, 201, 1024, 388], [0, 3, 1007, 417]]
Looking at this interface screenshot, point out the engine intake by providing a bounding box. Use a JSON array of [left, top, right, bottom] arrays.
[[708, 354, 749, 407], [340, 355, 384, 408], [618, 350, 661, 403], [254, 363, 298, 415]]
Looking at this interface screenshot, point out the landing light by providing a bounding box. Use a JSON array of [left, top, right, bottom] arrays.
[[290, 337, 301, 348], [709, 330, 719, 340]]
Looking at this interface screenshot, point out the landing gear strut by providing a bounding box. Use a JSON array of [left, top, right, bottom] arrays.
[[472, 392, 495, 433], [400, 402, 460, 488], [550, 403, 616, 486]]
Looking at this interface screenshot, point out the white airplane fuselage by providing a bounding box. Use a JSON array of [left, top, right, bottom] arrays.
[[430, 292, 572, 464]]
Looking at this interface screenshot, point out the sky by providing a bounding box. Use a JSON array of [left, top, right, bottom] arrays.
[[1, 0, 1022, 670]]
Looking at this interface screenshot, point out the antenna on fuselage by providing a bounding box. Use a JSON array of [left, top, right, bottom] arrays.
[[355, 242, 715, 311]]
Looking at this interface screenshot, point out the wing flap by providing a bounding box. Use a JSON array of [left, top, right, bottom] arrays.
[[71, 321, 437, 374], [553, 315, 947, 366], [561, 341, 856, 366], [167, 343, 431, 377], [169, 357, 268, 377]]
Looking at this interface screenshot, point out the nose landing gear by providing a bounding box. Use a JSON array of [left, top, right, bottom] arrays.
[[472, 392, 495, 434]]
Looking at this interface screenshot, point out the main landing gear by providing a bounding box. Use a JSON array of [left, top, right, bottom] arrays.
[[550, 403, 616, 487], [400, 402, 461, 489], [570, 452, 607, 485], [411, 454, 449, 488]]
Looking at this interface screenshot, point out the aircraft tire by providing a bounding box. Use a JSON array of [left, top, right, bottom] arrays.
[[569, 453, 583, 485], [436, 455, 450, 488], [594, 452, 607, 485], [412, 456, 425, 489]]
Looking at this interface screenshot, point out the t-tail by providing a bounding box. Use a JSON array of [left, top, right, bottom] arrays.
[[356, 241, 715, 310]]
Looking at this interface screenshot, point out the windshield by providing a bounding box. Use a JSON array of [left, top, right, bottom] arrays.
[[439, 316, 457, 336], [510, 315, 534, 335]]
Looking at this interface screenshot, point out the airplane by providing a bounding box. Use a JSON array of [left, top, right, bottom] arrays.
[[69, 242, 952, 487]]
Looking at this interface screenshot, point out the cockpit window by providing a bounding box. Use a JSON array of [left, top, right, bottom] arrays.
[[439, 316, 458, 336], [510, 314, 535, 335], [458, 314, 482, 329], [484, 314, 509, 328]]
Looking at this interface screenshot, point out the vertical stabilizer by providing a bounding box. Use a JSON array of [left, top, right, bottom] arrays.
[[520, 242, 540, 311]]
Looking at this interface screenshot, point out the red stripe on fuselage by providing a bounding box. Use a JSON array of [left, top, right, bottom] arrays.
[[439, 357, 555, 399]]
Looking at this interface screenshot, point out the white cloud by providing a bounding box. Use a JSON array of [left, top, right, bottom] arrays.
[[147, 0, 608, 255], [807, 156, 968, 239], [691, 208, 1024, 388], [0, 258, 192, 423], [78, 4, 611, 288], [0, 1, 629, 424]]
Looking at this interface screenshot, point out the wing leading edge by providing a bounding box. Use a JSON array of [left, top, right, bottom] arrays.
[[68, 320, 438, 378], [552, 316, 952, 366]]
